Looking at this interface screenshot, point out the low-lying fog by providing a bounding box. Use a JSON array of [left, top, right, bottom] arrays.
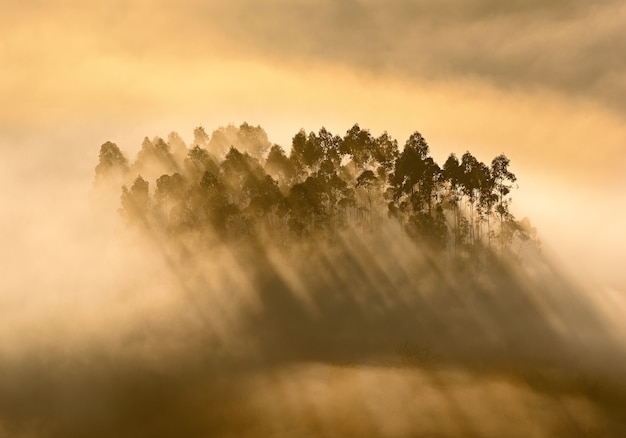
[[1, 129, 625, 438]]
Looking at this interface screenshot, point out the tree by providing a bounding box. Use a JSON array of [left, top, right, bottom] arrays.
[[442, 153, 463, 248], [265, 144, 296, 190], [373, 131, 399, 178], [221, 146, 265, 209], [120, 175, 150, 222], [491, 154, 517, 248], [356, 170, 378, 227], [290, 129, 324, 175], [341, 124, 375, 172], [167, 131, 188, 167], [193, 126, 210, 148], [95, 141, 128, 182], [133, 136, 177, 181], [104, 123, 528, 259], [184, 145, 219, 183], [318, 127, 343, 169], [389, 131, 433, 213], [288, 176, 328, 236], [207, 123, 271, 160], [155, 173, 186, 220], [237, 122, 271, 159], [460, 151, 480, 244]]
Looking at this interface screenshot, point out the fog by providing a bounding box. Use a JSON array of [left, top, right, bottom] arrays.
[[1, 126, 625, 437], [2, 0, 625, 435]]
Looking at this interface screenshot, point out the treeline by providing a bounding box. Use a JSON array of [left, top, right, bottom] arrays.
[[95, 122, 537, 257]]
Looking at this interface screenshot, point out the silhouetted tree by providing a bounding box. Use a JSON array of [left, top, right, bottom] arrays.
[[133, 136, 177, 182], [207, 123, 271, 160], [120, 175, 150, 222], [288, 176, 328, 237], [373, 131, 399, 180], [167, 131, 188, 167], [265, 144, 296, 191], [155, 173, 187, 221], [95, 141, 128, 183], [491, 154, 517, 249], [318, 127, 343, 169], [193, 126, 210, 148], [460, 151, 481, 245], [237, 122, 271, 160], [290, 129, 324, 176], [442, 153, 463, 250], [100, 123, 532, 260], [184, 145, 219, 183], [341, 124, 375, 173], [356, 170, 378, 227]]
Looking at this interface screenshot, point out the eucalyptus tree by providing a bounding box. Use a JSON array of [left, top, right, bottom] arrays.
[[207, 124, 238, 158], [472, 160, 492, 243], [220, 146, 265, 210], [155, 173, 187, 222], [237, 122, 272, 160], [193, 126, 210, 148], [265, 144, 296, 191], [388, 132, 446, 247], [491, 154, 517, 248], [167, 131, 188, 168], [184, 145, 219, 183], [442, 153, 463, 247], [244, 174, 285, 237], [132, 137, 178, 184], [356, 170, 378, 227], [95, 141, 128, 183], [317, 127, 343, 170], [194, 170, 237, 237], [373, 131, 399, 182], [120, 175, 150, 223], [390, 131, 433, 213], [288, 176, 328, 237], [341, 124, 375, 175], [290, 129, 324, 176], [460, 151, 481, 244]]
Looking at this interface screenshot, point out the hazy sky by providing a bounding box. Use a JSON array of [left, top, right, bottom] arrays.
[[1, 0, 625, 288]]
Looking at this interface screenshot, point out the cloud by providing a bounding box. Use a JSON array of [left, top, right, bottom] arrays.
[[3, 0, 625, 113]]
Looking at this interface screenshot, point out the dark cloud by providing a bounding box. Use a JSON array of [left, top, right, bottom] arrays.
[[206, 0, 626, 107], [2, 0, 624, 112], [138, 0, 625, 112]]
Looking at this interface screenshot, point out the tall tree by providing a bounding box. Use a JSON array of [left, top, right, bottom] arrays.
[[491, 154, 517, 248], [120, 175, 150, 222], [265, 144, 296, 190], [193, 126, 210, 148], [95, 141, 128, 183], [317, 127, 343, 169], [184, 145, 219, 183], [237, 122, 271, 160], [373, 131, 399, 180], [460, 151, 480, 244], [290, 129, 324, 175], [341, 124, 375, 172], [167, 131, 188, 167], [442, 153, 463, 249], [155, 173, 187, 221]]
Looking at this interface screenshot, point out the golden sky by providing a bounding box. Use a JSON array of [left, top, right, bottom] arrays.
[[1, 0, 625, 288]]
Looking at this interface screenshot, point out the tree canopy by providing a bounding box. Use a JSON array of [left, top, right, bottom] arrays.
[[96, 123, 538, 261]]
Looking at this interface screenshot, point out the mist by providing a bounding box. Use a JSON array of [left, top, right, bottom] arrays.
[[2, 0, 625, 435], [1, 124, 625, 437]]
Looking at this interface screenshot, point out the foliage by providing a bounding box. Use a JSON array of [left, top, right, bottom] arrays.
[[97, 124, 538, 257]]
